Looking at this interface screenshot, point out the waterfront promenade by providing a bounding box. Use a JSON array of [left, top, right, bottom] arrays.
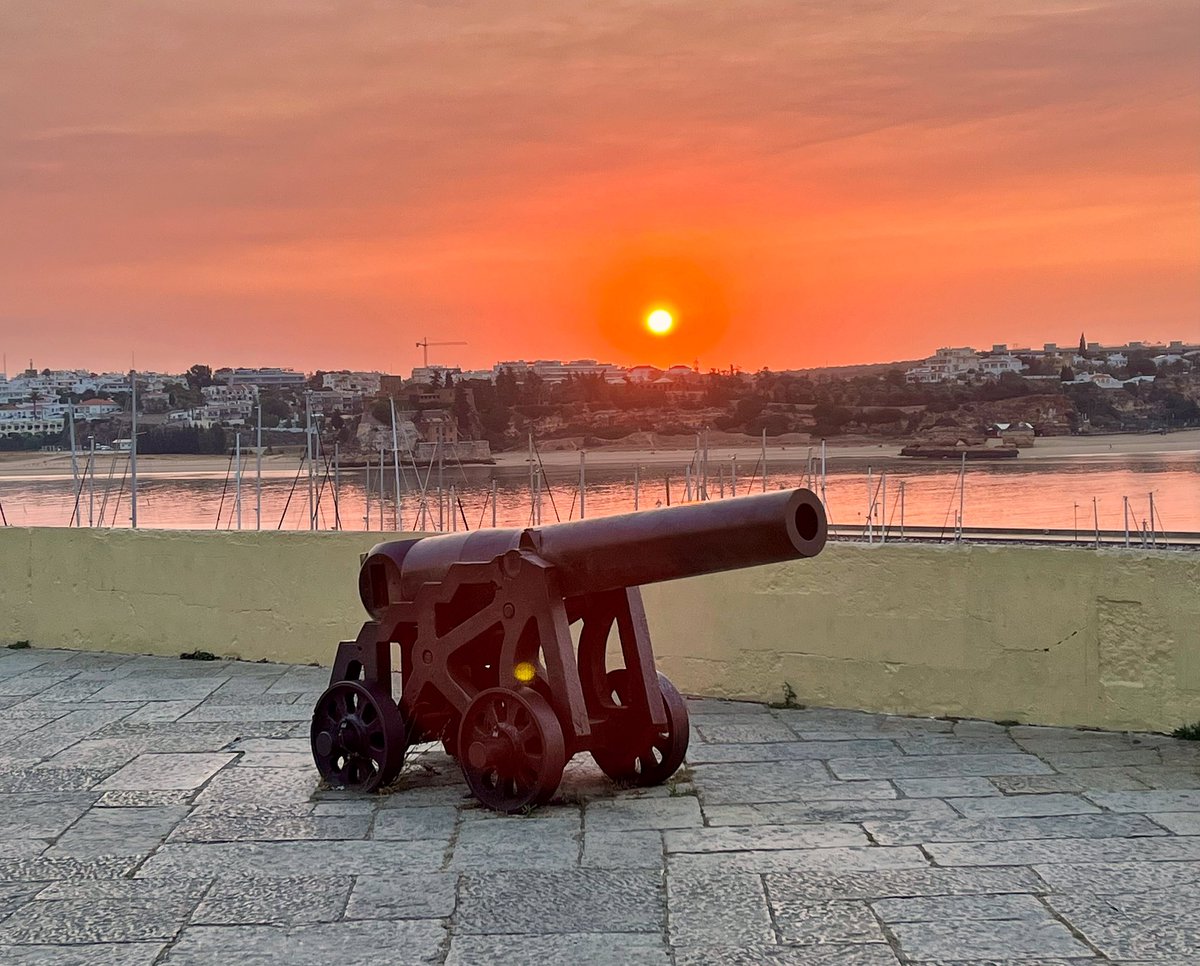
[[1, 646, 1198, 964]]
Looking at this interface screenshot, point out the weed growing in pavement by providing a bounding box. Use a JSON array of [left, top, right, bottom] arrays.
[[768, 681, 802, 710], [1172, 722, 1200, 741]]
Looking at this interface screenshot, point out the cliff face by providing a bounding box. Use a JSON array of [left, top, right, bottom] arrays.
[[913, 394, 1075, 440]]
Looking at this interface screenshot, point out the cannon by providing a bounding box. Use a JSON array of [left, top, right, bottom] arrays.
[[309, 488, 827, 812]]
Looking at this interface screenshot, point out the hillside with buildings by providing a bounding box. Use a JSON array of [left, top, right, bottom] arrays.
[[2, 337, 1197, 457]]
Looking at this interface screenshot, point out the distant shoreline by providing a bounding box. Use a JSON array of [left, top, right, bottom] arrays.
[[1, 428, 1196, 480]]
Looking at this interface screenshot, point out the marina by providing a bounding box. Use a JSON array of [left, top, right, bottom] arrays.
[[1, 445, 1197, 544]]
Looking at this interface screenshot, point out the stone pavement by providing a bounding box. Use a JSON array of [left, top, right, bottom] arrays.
[[1, 648, 1199, 965]]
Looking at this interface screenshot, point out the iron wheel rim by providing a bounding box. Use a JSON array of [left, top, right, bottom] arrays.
[[458, 687, 566, 812], [591, 671, 689, 787], [311, 681, 407, 792]]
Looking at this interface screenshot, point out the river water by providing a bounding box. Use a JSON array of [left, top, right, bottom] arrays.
[[2, 451, 1197, 534]]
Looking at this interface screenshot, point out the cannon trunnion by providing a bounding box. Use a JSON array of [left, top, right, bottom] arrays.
[[310, 488, 827, 812]]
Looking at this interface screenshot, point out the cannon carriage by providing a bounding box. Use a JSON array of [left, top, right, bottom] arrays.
[[310, 488, 827, 812]]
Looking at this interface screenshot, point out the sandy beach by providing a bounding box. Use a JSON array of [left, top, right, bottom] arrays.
[[2, 429, 1196, 479], [492, 429, 1200, 468]]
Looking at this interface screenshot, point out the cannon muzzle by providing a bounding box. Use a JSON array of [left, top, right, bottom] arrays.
[[360, 488, 825, 616]]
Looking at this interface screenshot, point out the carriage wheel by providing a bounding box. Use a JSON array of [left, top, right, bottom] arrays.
[[591, 671, 689, 787], [458, 687, 566, 813], [311, 681, 407, 792]]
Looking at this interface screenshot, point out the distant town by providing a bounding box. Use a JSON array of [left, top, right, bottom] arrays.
[[2, 335, 1198, 457]]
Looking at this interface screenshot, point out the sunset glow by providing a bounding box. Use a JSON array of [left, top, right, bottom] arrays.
[[0, 2, 1196, 372]]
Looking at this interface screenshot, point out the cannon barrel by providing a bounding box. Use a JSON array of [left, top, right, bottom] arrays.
[[360, 488, 825, 616]]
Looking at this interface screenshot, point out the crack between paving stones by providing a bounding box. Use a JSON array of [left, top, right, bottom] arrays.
[[149, 876, 217, 966], [1034, 888, 1110, 961], [439, 869, 466, 966], [440, 806, 464, 873], [869, 900, 911, 965], [759, 872, 785, 946]]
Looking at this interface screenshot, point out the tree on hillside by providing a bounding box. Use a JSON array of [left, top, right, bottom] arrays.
[[186, 364, 214, 390], [1060, 365, 1075, 382], [1078, 333, 1087, 357], [259, 394, 291, 428]]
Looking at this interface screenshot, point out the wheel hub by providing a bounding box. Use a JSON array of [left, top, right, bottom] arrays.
[[337, 715, 367, 753], [466, 722, 520, 773]]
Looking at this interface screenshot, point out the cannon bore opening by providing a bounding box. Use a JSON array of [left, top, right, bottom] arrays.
[[794, 502, 820, 542]]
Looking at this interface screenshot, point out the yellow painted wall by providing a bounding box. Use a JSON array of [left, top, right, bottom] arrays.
[[2, 528, 1196, 732]]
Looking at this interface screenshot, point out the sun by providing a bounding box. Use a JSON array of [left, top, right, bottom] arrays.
[[646, 308, 674, 335]]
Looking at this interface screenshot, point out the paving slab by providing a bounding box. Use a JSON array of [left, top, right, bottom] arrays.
[[865, 813, 1165, 846], [946, 792, 1101, 818], [1033, 859, 1200, 894], [829, 754, 1053, 780], [456, 869, 664, 934], [192, 875, 352, 924], [164, 920, 447, 965], [0, 894, 195, 944], [871, 892, 1048, 922], [1087, 789, 1200, 812], [582, 829, 664, 868], [345, 872, 458, 920], [669, 871, 775, 945], [0, 791, 98, 838], [0, 943, 167, 964], [672, 944, 900, 965], [96, 753, 234, 791], [889, 917, 1093, 960], [926, 834, 1200, 866], [687, 739, 897, 763], [664, 822, 869, 853], [447, 814, 579, 870], [371, 804, 460, 840], [763, 867, 1048, 902], [768, 896, 885, 945], [137, 839, 447, 878], [585, 796, 704, 830], [894, 777, 1000, 798], [704, 798, 957, 826], [695, 717, 800, 743], [446, 933, 671, 965], [669, 844, 930, 875], [46, 805, 189, 859]]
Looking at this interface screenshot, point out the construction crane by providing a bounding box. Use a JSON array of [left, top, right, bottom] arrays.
[[415, 337, 467, 367]]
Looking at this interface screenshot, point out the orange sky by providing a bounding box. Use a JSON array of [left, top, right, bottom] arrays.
[[1, 1, 1197, 374]]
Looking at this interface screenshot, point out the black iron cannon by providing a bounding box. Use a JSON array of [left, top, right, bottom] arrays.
[[310, 487, 827, 812]]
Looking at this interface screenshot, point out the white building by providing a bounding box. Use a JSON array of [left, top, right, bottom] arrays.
[[979, 355, 1027, 377], [0, 404, 65, 437], [626, 365, 663, 384], [905, 347, 981, 384], [1071, 373, 1125, 390], [202, 384, 258, 404], [215, 367, 307, 389], [409, 366, 462, 385], [77, 398, 121, 419], [490, 359, 628, 385], [322, 371, 382, 395], [309, 389, 365, 414]]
